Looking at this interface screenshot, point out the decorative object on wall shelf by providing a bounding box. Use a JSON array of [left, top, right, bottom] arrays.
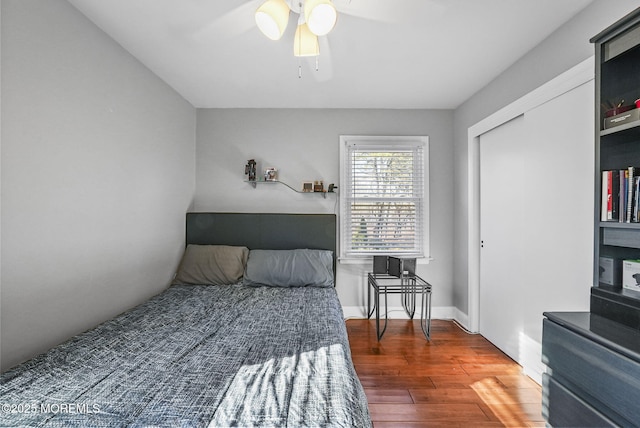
[[264, 168, 278, 181], [245, 159, 257, 182], [302, 181, 314, 192]]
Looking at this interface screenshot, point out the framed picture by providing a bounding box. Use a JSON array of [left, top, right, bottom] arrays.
[[302, 181, 314, 192], [264, 168, 277, 181]]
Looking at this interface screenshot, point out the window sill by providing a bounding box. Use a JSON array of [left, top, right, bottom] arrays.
[[338, 256, 433, 265]]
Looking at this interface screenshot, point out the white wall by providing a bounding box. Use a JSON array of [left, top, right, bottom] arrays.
[[195, 108, 455, 316], [1, 0, 196, 371], [452, 0, 639, 317]]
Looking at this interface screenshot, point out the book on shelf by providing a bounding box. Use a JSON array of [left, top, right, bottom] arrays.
[[601, 170, 619, 221], [601, 166, 640, 223], [630, 171, 637, 222], [635, 176, 640, 223]]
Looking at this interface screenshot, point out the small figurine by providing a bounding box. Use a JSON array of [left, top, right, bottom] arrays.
[[245, 159, 256, 181]]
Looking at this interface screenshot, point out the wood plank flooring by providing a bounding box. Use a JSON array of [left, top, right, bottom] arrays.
[[346, 319, 544, 427]]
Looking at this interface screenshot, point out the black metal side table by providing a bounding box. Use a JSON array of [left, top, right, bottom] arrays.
[[367, 271, 432, 341]]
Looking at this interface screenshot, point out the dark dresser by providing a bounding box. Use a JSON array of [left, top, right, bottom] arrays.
[[542, 312, 640, 426]]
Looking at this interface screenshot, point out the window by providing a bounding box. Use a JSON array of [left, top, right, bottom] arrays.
[[339, 135, 428, 260]]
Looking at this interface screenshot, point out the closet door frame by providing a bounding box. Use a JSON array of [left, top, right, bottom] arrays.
[[466, 56, 594, 333]]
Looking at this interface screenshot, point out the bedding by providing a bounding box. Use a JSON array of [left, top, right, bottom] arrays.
[[243, 249, 334, 288], [0, 284, 371, 427], [172, 244, 249, 286]]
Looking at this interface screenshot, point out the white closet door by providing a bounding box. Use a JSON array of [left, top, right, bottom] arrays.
[[478, 81, 593, 377], [520, 81, 593, 345], [479, 115, 525, 362]]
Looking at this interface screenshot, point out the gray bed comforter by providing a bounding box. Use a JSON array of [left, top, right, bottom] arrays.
[[0, 285, 372, 427]]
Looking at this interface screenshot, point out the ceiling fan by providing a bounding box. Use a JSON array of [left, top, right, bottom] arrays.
[[183, 0, 445, 80], [254, 0, 337, 78], [256, 1, 334, 50], [252, 0, 446, 78]]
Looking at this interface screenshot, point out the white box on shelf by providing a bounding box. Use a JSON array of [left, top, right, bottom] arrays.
[[599, 256, 621, 286], [622, 259, 640, 291]]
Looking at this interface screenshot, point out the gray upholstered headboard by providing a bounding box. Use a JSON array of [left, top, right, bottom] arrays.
[[185, 212, 337, 273]]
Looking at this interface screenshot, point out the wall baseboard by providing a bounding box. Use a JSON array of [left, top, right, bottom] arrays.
[[452, 308, 469, 330], [519, 332, 544, 385], [343, 305, 458, 320]]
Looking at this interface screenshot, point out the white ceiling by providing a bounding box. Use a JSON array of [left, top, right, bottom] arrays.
[[67, 0, 594, 109]]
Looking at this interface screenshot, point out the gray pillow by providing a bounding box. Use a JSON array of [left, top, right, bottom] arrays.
[[173, 245, 249, 286], [243, 249, 334, 287]]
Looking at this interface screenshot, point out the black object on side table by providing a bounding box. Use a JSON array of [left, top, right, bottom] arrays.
[[367, 256, 432, 341]]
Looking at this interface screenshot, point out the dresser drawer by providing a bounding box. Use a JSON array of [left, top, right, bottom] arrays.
[[542, 319, 640, 426], [543, 374, 617, 427]]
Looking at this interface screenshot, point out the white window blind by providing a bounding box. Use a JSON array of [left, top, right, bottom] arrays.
[[340, 136, 428, 259]]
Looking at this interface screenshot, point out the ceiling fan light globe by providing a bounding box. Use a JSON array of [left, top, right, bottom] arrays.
[[304, 0, 337, 36], [293, 23, 319, 57], [255, 0, 290, 40]]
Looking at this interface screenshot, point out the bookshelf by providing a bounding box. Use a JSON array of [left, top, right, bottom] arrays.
[[541, 9, 640, 427], [592, 8, 640, 325]]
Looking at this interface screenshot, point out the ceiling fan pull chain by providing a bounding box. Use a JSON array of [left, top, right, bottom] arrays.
[[298, 63, 303, 79], [315, 55, 319, 72]]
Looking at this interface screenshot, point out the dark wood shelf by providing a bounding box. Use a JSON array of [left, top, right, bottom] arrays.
[[600, 118, 640, 137], [599, 221, 640, 229], [594, 7, 640, 324]]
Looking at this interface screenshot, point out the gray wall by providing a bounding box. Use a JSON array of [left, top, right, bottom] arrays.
[[452, 0, 639, 316], [4, 0, 637, 372], [1, 0, 196, 371], [195, 108, 454, 312]]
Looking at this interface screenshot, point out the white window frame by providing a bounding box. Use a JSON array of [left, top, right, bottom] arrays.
[[339, 135, 429, 263]]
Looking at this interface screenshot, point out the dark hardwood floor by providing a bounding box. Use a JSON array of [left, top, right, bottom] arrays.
[[346, 319, 544, 427]]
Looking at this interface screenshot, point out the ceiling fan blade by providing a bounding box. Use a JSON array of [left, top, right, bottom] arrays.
[[179, 1, 259, 42], [335, 0, 445, 25]]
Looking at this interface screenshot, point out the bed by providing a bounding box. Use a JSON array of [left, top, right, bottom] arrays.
[[0, 213, 372, 427]]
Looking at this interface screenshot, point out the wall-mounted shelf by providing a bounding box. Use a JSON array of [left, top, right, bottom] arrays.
[[245, 180, 334, 198]]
